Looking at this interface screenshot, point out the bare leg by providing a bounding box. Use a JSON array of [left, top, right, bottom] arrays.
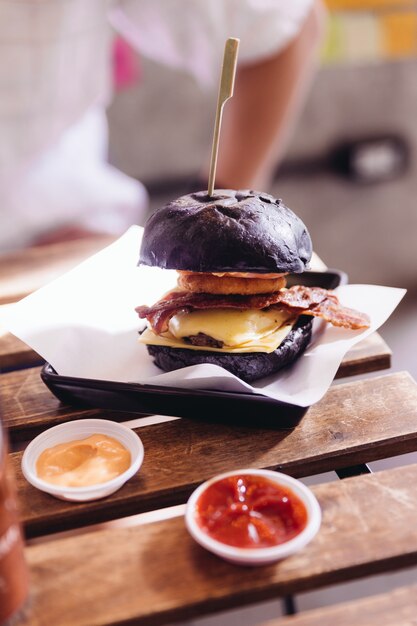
[[209, 0, 325, 191]]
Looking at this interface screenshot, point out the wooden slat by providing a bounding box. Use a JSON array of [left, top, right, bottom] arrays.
[[1, 367, 142, 442], [336, 332, 391, 377], [262, 583, 417, 626], [11, 372, 417, 538], [1, 332, 392, 441], [0, 331, 44, 371], [0, 330, 391, 376], [22, 465, 417, 626], [0, 236, 114, 305], [1, 367, 106, 442], [0, 304, 44, 371]]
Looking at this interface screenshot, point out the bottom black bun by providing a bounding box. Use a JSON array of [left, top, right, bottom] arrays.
[[147, 316, 313, 383]]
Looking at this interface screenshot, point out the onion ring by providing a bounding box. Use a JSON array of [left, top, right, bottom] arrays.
[[177, 272, 287, 295]]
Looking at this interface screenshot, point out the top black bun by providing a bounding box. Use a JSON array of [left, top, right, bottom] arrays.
[[139, 189, 312, 274]]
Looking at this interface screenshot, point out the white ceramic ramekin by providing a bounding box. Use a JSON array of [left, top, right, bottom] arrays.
[[185, 468, 321, 566], [21, 419, 144, 501]]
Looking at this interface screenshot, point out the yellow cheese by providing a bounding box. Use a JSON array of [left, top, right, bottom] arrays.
[[170, 308, 291, 344], [139, 308, 296, 354]]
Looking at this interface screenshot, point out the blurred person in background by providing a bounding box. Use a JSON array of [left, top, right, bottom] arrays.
[[0, 0, 324, 251]]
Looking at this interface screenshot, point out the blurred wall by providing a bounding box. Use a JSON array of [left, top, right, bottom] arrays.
[[107, 57, 212, 183], [272, 59, 417, 290]]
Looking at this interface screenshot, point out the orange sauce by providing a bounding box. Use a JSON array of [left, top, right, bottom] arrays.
[[36, 434, 131, 488]]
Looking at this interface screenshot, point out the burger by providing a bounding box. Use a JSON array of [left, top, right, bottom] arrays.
[[136, 189, 369, 382]]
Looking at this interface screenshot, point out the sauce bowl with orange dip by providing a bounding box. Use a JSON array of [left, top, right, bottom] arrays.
[[185, 469, 321, 566], [22, 419, 144, 501]]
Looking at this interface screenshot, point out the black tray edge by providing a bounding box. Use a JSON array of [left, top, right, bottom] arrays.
[[41, 363, 307, 428]]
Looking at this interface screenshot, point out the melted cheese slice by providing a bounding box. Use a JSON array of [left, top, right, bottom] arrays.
[[139, 308, 296, 354]]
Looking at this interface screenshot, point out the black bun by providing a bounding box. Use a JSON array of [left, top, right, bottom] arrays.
[[146, 316, 312, 383], [140, 189, 312, 274]]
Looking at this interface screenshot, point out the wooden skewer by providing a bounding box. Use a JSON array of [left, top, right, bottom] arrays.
[[207, 37, 240, 197]]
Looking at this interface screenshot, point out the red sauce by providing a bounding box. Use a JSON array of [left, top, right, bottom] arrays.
[[195, 474, 308, 549]]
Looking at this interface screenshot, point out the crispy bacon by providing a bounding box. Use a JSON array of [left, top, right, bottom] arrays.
[[136, 290, 300, 334], [272, 284, 329, 309], [301, 294, 371, 329], [136, 285, 370, 334]]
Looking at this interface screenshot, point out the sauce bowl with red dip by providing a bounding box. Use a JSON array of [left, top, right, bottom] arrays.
[[185, 469, 321, 566]]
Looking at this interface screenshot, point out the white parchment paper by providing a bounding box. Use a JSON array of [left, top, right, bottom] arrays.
[[1, 226, 405, 407]]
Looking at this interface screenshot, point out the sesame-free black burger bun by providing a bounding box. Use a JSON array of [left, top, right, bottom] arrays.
[[146, 316, 313, 383], [139, 189, 312, 274]]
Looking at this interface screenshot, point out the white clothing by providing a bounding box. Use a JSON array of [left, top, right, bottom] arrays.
[[1, 107, 148, 248], [111, 0, 315, 87], [0, 0, 313, 250]]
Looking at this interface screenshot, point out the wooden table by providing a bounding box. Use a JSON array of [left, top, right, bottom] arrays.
[[2, 238, 416, 626]]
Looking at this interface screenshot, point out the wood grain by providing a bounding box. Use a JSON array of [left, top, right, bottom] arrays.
[[335, 332, 391, 377], [21, 465, 417, 626], [1, 332, 392, 441], [11, 372, 417, 538], [262, 583, 417, 626], [0, 236, 114, 305], [0, 367, 108, 442], [0, 331, 44, 371]]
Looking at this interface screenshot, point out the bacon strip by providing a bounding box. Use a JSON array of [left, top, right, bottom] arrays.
[[136, 285, 370, 334], [301, 294, 371, 329], [271, 285, 329, 310]]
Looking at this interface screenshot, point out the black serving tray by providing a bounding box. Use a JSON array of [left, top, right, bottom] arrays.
[[41, 270, 347, 429]]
